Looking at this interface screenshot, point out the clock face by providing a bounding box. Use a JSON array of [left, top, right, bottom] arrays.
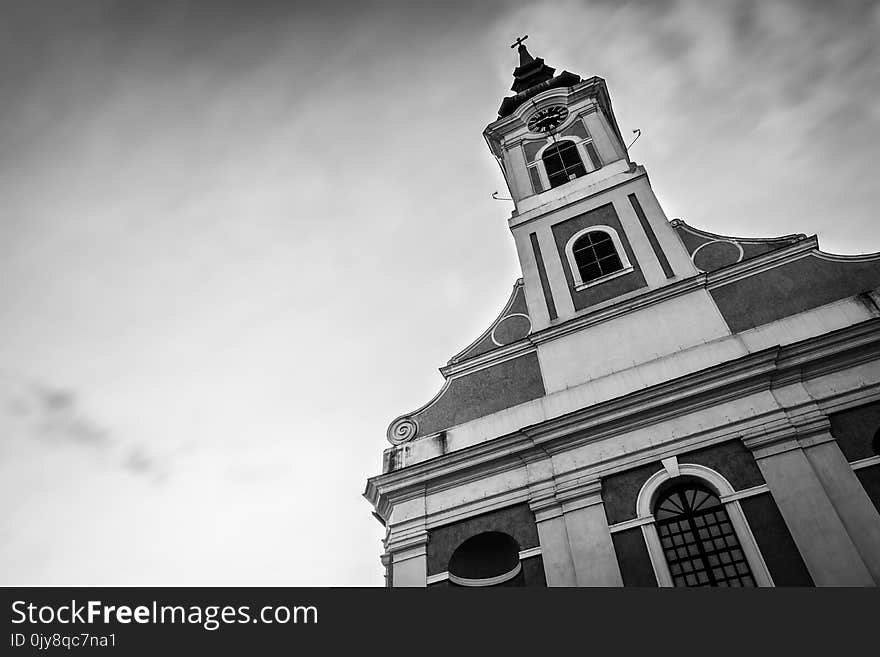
[[527, 105, 569, 133]]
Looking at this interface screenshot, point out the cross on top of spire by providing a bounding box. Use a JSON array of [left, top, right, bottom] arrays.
[[510, 34, 534, 66]]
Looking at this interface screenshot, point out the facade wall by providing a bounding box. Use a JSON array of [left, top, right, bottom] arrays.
[[425, 504, 546, 587], [378, 351, 880, 587]]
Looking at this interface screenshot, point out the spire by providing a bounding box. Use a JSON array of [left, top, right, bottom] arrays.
[[498, 37, 581, 117], [508, 36, 555, 93]]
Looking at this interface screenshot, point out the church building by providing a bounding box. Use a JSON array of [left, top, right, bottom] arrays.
[[363, 39, 880, 587]]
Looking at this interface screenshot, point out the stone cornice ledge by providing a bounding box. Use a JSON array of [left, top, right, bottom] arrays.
[[439, 340, 536, 379], [741, 412, 834, 459], [531, 275, 707, 346], [433, 233, 829, 380], [706, 237, 819, 290], [510, 163, 645, 229], [434, 275, 706, 380], [364, 318, 880, 521]]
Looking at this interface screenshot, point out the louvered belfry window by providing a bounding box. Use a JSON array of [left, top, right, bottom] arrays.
[[542, 140, 586, 188], [654, 483, 756, 587], [571, 230, 623, 284]]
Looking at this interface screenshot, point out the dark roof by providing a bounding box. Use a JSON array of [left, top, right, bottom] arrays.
[[498, 44, 581, 117]]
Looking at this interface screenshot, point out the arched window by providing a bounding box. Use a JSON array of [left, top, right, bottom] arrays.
[[448, 532, 523, 587], [564, 225, 632, 288], [654, 482, 756, 587], [541, 140, 586, 188]]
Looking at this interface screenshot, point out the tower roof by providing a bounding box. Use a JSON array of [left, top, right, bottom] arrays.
[[498, 38, 581, 118], [510, 42, 555, 93]]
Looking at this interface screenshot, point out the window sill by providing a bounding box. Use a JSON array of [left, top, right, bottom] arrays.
[[573, 266, 633, 291]]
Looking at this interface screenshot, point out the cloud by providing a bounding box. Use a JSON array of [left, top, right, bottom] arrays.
[[0, 372, 167, 480]]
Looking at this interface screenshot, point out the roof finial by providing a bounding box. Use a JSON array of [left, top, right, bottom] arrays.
[[510, 34, 534, 66]]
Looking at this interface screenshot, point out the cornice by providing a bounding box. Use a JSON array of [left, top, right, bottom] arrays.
[[705, 237, 819, 289], [429, 234, 853, 382], [364, 318, 880, 518], [436, 275, 705, 379], [529, 274, 707, 345], [508, 164, 645, 229], [524, 349, 781, 450], [670, 218, 808, 245], [440, 340, 535, 378]]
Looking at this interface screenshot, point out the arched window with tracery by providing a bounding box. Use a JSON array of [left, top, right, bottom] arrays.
[[541, 140, 586, 188], [654, 482, 756, 587]]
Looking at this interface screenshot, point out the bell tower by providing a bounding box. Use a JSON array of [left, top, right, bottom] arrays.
[[485, 38, 697, 332]]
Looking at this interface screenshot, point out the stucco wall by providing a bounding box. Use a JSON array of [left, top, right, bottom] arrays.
[[711, 254, 880, 332]]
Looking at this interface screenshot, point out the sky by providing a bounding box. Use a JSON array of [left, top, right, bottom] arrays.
[[1, 0, 879, 586]]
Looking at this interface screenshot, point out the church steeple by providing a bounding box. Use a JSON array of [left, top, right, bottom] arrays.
[[498, 37, 581, 117], [484, 39, 695, 332], [509, 35, 556, 93]]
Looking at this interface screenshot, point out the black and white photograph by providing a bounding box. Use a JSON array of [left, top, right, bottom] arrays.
[[1, 0, 879, 648]]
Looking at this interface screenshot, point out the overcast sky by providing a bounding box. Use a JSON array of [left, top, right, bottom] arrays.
[[1, 0, 879, 586]]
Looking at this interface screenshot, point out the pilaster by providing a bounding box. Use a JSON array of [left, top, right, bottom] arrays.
[[742, 420, 874, 586], [387, 529, 428, 588], [386, 490, 428, 587], [556, 478, 623, 586], [801, 433, 880, 584], [525, 451, 621, 586]]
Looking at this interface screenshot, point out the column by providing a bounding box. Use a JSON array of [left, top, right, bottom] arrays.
[[743, 429, 874, 586]]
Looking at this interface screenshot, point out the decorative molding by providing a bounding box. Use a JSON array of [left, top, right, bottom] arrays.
[[608, 515, 654, 534], [386, 528, 428, 557], [741, 424, 801, 460], [529, 274, 705, 345], [491, 313, 532, 347], [366, 320, 880, 527], [672, 218, 807, 246], [851, 455, 880, 471], [440, 340, 536, 379], [388, 416, 419, 445], [447, 279, 526, 364], [424, 545, 542, 584], [426, 572, 449, 585], [519, 546, 543, 560], [661, 456, 679, 478], [812, 249, 880, 263], [573, 266, 633, 291], [449, 562, 522, 587], [426, 487, 531, 532], [705, 239, 818, 289], [691, 239, 744, 272], [719, 484, 770, 503], [509, 162, 646, 229]]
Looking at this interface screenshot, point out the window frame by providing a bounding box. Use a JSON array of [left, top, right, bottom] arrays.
[[634, 462, 774, 587], [563, 225, 633, 290], [525, 129, 602, 195]]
